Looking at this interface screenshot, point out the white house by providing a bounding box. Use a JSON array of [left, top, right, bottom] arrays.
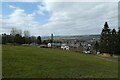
[[65, 46, 69, 50], [47, 43, 52, 47], [61, 44, 69, 50]]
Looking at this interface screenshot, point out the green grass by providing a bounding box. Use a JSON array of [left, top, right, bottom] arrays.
[[0, 45, 2, 79], [2, 45, 118, 78]]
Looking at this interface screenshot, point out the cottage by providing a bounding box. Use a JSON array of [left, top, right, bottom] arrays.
[[47, 43, 52, 47], [61, 44, 69, 50]]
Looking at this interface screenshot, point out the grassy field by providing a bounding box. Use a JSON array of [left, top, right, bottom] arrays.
[[0, 45, 2, 79], [2, 45, 118, 78]]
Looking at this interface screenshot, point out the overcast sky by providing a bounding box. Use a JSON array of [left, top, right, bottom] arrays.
[[1, 0, 119, 36]]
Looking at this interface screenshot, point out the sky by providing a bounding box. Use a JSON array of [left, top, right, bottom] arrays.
[[1, 0, 119, 36]]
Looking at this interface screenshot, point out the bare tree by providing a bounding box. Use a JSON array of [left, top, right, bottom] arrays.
[[10, 28, 17, 36], [24, 30, 30, 37], [10, 28, 22, 36]]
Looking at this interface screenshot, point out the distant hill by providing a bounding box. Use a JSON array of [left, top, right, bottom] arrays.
[[42, 34, 100, 41]]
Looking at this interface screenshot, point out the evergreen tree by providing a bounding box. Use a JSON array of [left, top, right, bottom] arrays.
[[37, 36, 41, 44], [2, 33, 7, 44], [111, 28, 117, 55], [14, 34, 23, 44], [100, 22, 111, 53], [116, 27, 120, 55], [94, 41, 99, 53], [42, 40, 47, 45]]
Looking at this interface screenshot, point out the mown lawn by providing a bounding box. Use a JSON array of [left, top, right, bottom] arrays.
[[2, 45, 118, 78]]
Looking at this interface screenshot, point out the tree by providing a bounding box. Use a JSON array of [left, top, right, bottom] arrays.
[[17, 29, 22, 36], [2, 33, 7, 44], [0, 35, 2, 44], [110, 29, 117, 54], [116, 27, 120, 55], [24, 30, 30, 37], [10, 28, 22, 36], [94, 41, 99, 53], [100, 22, 111, 53], [22, 36, 26, 44], [23, 30, 30, 44], [42, 40, 47, 45], [30, 36, 37, 43], [10, 28, 16, 36], [10, 28, 22, 44], [37, 36, 41, 44], [14, 34, 23, 44], [6, 34, 14, 43]]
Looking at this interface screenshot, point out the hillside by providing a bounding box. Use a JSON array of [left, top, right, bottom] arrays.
[[2, 45, 118, 78]]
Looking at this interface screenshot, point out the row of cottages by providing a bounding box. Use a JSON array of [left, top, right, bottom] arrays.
[[48, 42, 88, 52], [53, 39, 96, 53], [37, 36, 97, 53], [65, 39, 93, 52], [47, 42, 78, 50]]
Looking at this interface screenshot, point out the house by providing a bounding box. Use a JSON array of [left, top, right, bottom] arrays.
[[61, 44, 69, 50], [47, 43, 52, 47], [82, 42, 93, 54], [52, 43, 61, 48]]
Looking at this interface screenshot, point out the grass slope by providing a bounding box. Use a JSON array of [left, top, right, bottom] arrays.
[[2, 45, 118, 78]]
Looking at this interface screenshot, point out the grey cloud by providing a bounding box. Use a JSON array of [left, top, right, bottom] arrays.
[[2, 2, 118, 36], [39, 2, 118, 36]]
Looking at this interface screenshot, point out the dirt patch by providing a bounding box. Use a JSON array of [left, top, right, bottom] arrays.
[[95, 55, 118, 62], [99, 53, 111, 57]]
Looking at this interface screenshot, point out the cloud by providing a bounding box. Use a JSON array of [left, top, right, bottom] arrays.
[[2, 0, 119, 2], [44, 0, 119, 2], [1, 2, 118, 36], [35, 2, 47, 15], [0, 14, 2, 19], [1, 4, 48, 35], [1, 0, 41, 2], [35, 2, 118, 36], [2, 5, 38, 34], [9, 5, 18, 9]]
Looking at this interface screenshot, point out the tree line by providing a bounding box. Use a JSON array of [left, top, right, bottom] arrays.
[[2, 28, 52, 45], [94, 22, 120, 55]]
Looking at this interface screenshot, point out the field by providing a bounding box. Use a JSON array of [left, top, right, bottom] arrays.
[[2, 45, 118, 78]]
